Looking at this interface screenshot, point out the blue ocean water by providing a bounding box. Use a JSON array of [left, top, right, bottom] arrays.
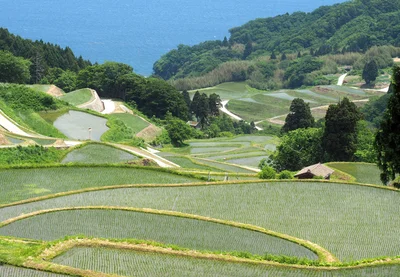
[[0, 0, 345, 75]]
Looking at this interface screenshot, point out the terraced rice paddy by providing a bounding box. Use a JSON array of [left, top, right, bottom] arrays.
[[62, 144, 138, 164], [2, 181, 400, 262], [4, 136, 24, 144], [191, 82, 253, 100], [327, 163, 382, 185], [0, 209, 317, 259], [157, 153, 222, 171], [52, 247, 400, 277], [227, 84, 377, 122], [0, 266, 67, 277], [0, 166, 198, 204], [182, 135, 276, 170], [53, 110, 109, 141], [192, 158, 256, 173]]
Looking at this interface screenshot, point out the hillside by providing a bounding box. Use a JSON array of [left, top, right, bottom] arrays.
[[154, 0, 400, 81], [0, 27, 91, 82]]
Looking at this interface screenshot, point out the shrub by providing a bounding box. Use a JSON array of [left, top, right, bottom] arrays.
[[258, 166, 276, 179], [278, 170, 293, 179]]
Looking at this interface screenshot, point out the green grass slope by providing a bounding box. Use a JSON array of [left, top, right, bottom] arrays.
[[327, 162, 383, 185], [59, 89, 93, 106], [61, 144, 139, 164]]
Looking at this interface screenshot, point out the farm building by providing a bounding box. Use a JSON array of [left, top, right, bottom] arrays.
[[187, 121, 201, 129], [295, 163, 334, 180]]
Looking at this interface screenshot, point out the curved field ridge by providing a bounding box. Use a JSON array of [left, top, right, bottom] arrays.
[[1, 180, 399, 261], [0, 166, 200, 205], [51, 245, 400, 277], [0, 207, 327, 261], [61, 144, 138, 164]]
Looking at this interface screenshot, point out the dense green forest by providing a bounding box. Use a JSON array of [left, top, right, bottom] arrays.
[[154, 0, 400, 87], [0, 28, 91, 83]]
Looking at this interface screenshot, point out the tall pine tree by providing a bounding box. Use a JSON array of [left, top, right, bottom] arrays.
[[281, 98, 314, 133], [374, 65, 400, 184], [322, 97, 362, 161]]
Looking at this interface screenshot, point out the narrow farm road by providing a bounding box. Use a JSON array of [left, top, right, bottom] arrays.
[[220, 100, 263, 130], [219, 100, 242, 121], [112, 143, 180, 168], [0, 110, 34, 137], [337, 73, 348, 86], [101, 99, 116, 114]]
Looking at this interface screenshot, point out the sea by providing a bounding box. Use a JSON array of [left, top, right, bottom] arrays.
[[0, 0, 346, 76]]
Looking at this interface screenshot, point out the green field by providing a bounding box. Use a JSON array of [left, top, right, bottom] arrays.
[[52, 247, 400, 277], [191, 82, 254, 100], [62, 144, 138, 164], [108, 113, 150, 134], [226, 84, 379, 122], [192, 158, 256, 173], [0, 209, 317, 259], [28, 84, 52, 93], [327, 163, 382, 185], [0, 166, 199, 204], [158, 153, 223, 171], [183, 135, 277, 169], [2, 181, 400, 261], [59, 89, 93, 106]]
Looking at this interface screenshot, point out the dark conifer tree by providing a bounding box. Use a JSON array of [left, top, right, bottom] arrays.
[[243, 41, 253, 59], [182, 90, 191, 111], [190, 91, 201, 118], [281, 98, 314, 133], [362, 60, 378, 85], [322, 97, 362, 161], [375, 65, 400, 184]]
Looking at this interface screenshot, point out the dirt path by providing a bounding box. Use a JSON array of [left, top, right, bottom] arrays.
[[219, 100, 263, 130], [337, 73, 348, 86], [111, 143, 180, 168], [46, 85, 64, 97], [0, 110, 34, 137], [101, 99, 116, 114], [219, 100, 243, 121]]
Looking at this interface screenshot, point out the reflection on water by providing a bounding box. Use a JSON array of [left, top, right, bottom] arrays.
[[53, 110, 109, 141]]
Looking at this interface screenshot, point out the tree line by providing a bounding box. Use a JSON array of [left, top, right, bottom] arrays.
[[154, 0, 400, 85], [0, 28, 91, 83]]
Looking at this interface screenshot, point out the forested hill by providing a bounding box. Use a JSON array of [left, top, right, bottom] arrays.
[[153, 0, 400, 80], [0, 28, 91, 81]]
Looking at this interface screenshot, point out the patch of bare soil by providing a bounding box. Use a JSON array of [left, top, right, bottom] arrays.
[[394, 57, 400, 63], [136, 124, 162, 142], [52, 139, 69, 148], [46, 85, 64, 97], [0, 133, 11, 145], [112, 102, 133, 114]]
